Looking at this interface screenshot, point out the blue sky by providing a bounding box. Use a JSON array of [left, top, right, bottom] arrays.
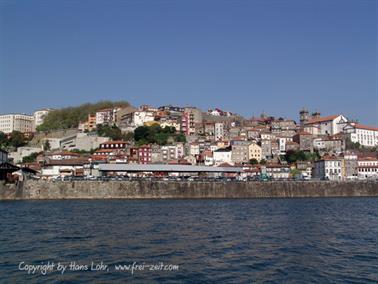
[[0, 0, 377, 125]]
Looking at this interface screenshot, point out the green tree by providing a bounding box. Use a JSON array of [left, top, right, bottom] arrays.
[[249, 158, 258, 165], [37, 101, 130, 131], [260, 159, 267, 165], [134, 125, 184, 146], [97, 124, 124, 140], [0, 131, 8, 148], [22, 152, 41, 163], [9, 131, 26, 148]]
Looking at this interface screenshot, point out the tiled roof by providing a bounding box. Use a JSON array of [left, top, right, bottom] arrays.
[[305, 115, 339, 124], [46, 158, 89, 166], [354, 123, 378, 132], [46, 151, 80, 156]]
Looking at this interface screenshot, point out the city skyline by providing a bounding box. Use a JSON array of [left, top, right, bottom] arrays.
[[1, 0, 377, 125]]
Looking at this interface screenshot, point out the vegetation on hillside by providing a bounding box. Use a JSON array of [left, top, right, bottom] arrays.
[[0, 131, 32, 150], [96, 124, 133, 141], [36, 101, 130, 131], [134, 125, 186, 146], [284, 150, 319, 163], [22, 152, 42, 163]]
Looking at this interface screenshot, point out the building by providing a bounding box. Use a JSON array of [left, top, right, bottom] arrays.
[[99, 140, 127, 150], [133, 111, 155, 127], [96, 109, 115, 125], [99, 163, 242, 177], [213, 147, 232, 166], [296, 161, 313, 179], [264, 164, 290, 180], [158, 105, 185, 113], [45, 151, 81, 161], [313, 135, 345, 155], [313, 157, 344, 180], [293, 131, 313, 152], [0, 114, 34, 134], [248, 143, 262, 162], [261, 140, 272, 159], [181, 107, 202, 135], [344, 152, 358, 179], [214, 123, 224, 141], [357, 157, 378, 180], [304, 114, 348, 136], [78, 114, 97, 132], [138, 145, 152, 164], [189, 143, 200, 157], [343, 123, 378, 147], [33, 109, 52, 130], [231, 140, 250, 164], [41, 158, 88, 179]]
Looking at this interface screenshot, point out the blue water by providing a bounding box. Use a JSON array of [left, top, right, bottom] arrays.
[[1, 198, 377, 283]]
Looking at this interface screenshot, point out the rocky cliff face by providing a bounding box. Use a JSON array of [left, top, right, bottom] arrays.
[[1, 180, 377, 200]]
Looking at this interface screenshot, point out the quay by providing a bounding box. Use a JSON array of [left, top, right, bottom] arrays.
[[0, 180, 377, 200]]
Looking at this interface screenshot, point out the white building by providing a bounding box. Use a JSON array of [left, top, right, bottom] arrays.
[[33, 109, 52, 130], [278, 137, 286, 155], [133, 111, 155, 127], [96, 109, 116, 125], [213, 147, 232, 166], [0, 114, 34, 134], [313, 157, 343, 180], [304, 115, 348, 136], [343, 123, 378, 147], [189, 143, 200, 156], [214, 123, 224, 141], [357, 157, 378, 180]]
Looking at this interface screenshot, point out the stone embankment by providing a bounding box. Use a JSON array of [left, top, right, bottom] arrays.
[[0, 180, 377, 200]]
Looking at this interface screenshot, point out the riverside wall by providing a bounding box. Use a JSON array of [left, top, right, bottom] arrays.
[[0, 180, 377, 200]]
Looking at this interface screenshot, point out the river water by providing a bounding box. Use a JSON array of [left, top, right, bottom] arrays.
[[1, 198, 377, 283]]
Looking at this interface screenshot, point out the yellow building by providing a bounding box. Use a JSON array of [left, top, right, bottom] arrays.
[[248, 143, 262, 162]]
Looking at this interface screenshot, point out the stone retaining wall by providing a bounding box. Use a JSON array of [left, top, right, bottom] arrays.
[[0, 180, 377, 200]]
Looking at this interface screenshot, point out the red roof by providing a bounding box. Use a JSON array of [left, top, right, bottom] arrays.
[[218, 162, 235, 167], [306, 115, 339, 125], [296, 131, 312, 135], [94, 149, 117, 153], [46, 151, 80, 156], [354, 123, 378, 132]]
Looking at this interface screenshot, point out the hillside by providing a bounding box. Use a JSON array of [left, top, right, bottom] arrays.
[[36, 101, 130, 131]]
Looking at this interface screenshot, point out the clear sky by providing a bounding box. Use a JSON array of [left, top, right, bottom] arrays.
[[0, 0, 377, 125]]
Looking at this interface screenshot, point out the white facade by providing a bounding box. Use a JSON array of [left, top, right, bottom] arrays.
[[278, 138, 286, 155], [160, 120, 180, 131], [313, 159, 343, 180], [214, 123, 224, 141], [213, 149, 232, 166], [305, 115, 348, 136], [33, 109, 51, 129], [0, 114, 34, 134], [357, 158, 378, 179], [96, 109, 115, 125], [343, 123, 378, 147], [133, 111, 155, 127], [189, 144, 200, 156]]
